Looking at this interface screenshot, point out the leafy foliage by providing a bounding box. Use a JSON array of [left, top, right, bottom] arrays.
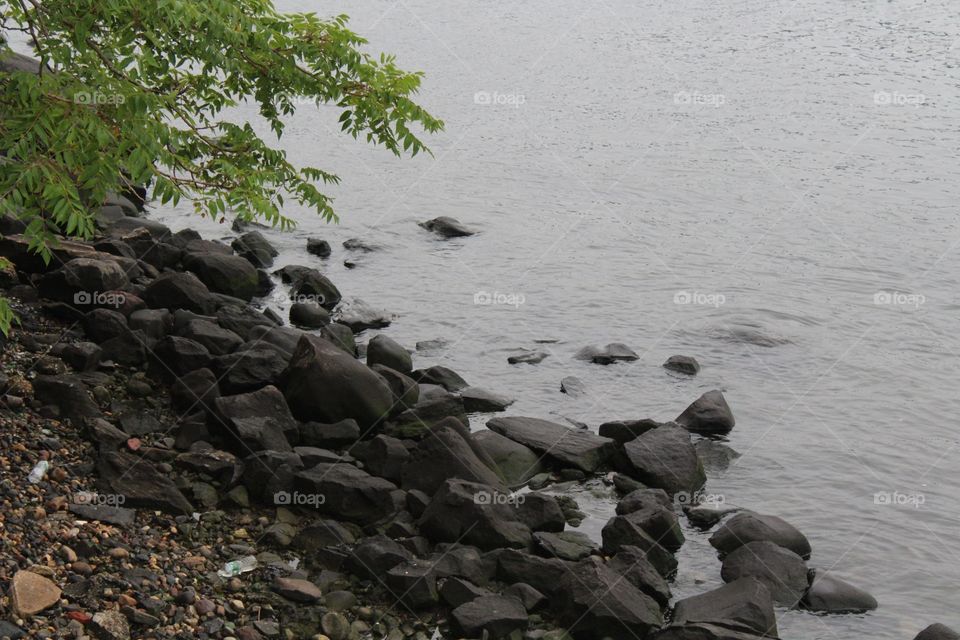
[[0, 0, 443, 334]]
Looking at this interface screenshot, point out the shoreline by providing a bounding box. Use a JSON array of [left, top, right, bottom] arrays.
[[0, 203, 947, 640]]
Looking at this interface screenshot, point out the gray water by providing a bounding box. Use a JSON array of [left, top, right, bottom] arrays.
[[156, 0, 960, 637]]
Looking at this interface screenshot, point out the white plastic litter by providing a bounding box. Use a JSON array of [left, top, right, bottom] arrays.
[[218, 555, 258, 578], [27, 460, 50, 484]]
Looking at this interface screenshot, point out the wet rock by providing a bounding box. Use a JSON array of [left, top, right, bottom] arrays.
[[418, 479, 531, 550], [178, 319, 243, 356], [440, 577, 491, 608], [320, 322, 356, 355], [300, 419, 361, 449], [495, 549, 572, 597], [143, 271, 217, 314], [451, 595, 526, 638], [183, 252, 259, 301], [69, 502, 136, 526], [371, 365, 420, 410], [232, 231, 278, 268], [558, 556, 662, 639], [607, 545, 672, 607], [97, 451, 193, 514], [616, 488, 672, 515], [10, 570, 61, 616], [272, 577, 322, 603], [306, 237, 332, 257], [276, 265, 342, 310], [486, 416, 615, 472], [802, 569, 878, 613], [598, 418, 663, 444], [366, 334, 412, 373], [695, 439, 741, 474], [533, 531, 598, 561], [151, 336, 212, 377], [214, 385, 296, 452], [241, 450, 303, 503], [670, 577, 778, 638], [508, 351, 548, 365], [605, 498, 684, 552], [516, 492, 565, 532], [38, 257, 129, 304], [411, 365, 468, 391], [676, 390, 735, 435], [389, 385, 467, 438], [664, 355, 700, 374], [295, 463, 399, 525], [590, 342, 639, 365], [684, 504, 740, 530], [210, 346, 289, 394], [721, 541, 808, 606], [601, 514, 678, 578], [419, 216, 475, 238], [283, 335, 394, 429], [290, 301, 329, 328], [560, 376, 587, 397], [474, 430, 545, 486], [618, 423, 705, 495], [709, 512, 812, 558], [401, 422, 505, 494], [335, 298, 392, 331], [915, 624, 960, 640]]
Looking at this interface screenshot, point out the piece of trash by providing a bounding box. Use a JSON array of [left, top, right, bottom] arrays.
[[287, 558, 300, 571], [126, 438, 141, 451], [27, 460, 50, 484], [218, 555, 258, 578], [192, 512, 201, 522]]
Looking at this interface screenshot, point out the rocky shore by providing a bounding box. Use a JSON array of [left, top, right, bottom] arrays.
[[0, 197, 951, 640]]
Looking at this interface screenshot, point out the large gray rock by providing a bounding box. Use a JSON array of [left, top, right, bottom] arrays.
[[33, 374, 101, 423], [283, 335, 394, 430], [183, 252, 259, 301], [601, 514, 678, 578], [232, 231, 277, 268], [495, 549, 573, 597], [607, 545, 672, 607], [419, 216, 475, 238], [294, 463, 399, 525], [802, 569, 878, 613], [720, 541, 808, 607], [709, 512, 812, 559], [214, 385, 296, 452], [366, 334, 412, 373], [143, 271, 217, 314], [400, 423, 505, 495], [461, 387, 514, 413], [486, 416, 615, 472], [418, 479, 531, 550], [474, 429, 546, 486], [38, 257, 128, 305], [178, 319, 243, 356], [96, 451, 193, 514], [276, 265, 342, 310], [915, 625, 960, 640], [676, 390, 735, 435], [671, 577, 778, 638], [389, 384, 467, 438], [451, 595, 526, 639], [619, 423, 705, 495], [610, 492, 684, 551], [557, 556, 663, 639]]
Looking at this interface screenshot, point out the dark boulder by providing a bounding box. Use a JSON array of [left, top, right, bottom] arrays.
[[211, 346, 289, 394], [290, 302, 329, 328], [670, 577, 778, 638], [96, 451, 193, 514], [461, 387, 514, 413], [664, 355, 701, 375], [400, 422, 504, 494], [295, 463, 399, 525], [915, 625, 960, 640], [150, 336, 211, 377], [474, 429, 545, 486], [282, 335, 394, 429], [335, 298, 392, 332], [178, 319, 243, 356], [143, 272, 217, 314], [38, 257, 128, 304], [495, 549, 573, 598], [801, 569, 878, 613], [128, 308, 173, 341], [418, 479, 531, 550], [411, 365, 468, 391], [371, 365, 420, 410], [216, 304, 278, 340], [532, 531, 598, 562], [419, 216, 475, 238], [183, 252, 259, 301], [618, 423, 705, 495], [607, 545, 672, 607], [276, 265, 341, 310], [487, 416, 615, 472], [598, 418, 663, 444], [676, 390, 735, 435], [300, 419, 361, 449], [306, 238, 332, 257], [231, 231, 278, 268], [388, 385, 467, 438], [557, 556, 663, 639], [709, 512, 811, 558], [241, 450, 303, 504], [83, 308, 129, 343], [507, 351, 548, 365], [720, 541, 808, 606], [33, 375, 101, 423], [366, 334, 412, 373], [451, 595, 526, 639], [213, 385, 297, 453], [601, 514, 678, 578]]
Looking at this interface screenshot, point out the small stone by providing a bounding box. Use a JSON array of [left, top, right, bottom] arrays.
[[10, 570, 61, 616], [272, 577, 322, 603], [322, 612, 351, 640], [90, 610, 131, 640]]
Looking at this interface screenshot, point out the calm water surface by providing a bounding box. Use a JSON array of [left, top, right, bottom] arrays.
[[156, 1, 960, 637]]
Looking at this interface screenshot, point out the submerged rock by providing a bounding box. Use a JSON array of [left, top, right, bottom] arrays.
[[451, 595, 526, 638], [720, 541, 808, 606], [802, 569, 878, 613], [508, 351, 548, 365], [710, 512, 812, 559], [676, 390, 735, 435], [474, 430, 546, 486], [419, 216, 475, 238], [461, 387, 514, 412], [664, 354, 700, 374], [915, 624, 960, 640], [618, 423, 705, 495]]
